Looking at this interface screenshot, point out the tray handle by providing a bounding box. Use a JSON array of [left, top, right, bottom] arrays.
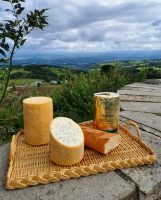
[[125, 120, 141, 138]]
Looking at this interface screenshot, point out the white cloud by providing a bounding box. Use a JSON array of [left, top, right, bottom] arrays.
[[0, 0, 161, 51]]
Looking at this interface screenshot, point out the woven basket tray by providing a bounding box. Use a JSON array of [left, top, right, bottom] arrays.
[[7, 121, 156, 190]]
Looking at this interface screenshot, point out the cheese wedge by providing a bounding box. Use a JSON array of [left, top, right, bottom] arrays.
[[23, 96, 53, 145], [50, 117, 84, 166]]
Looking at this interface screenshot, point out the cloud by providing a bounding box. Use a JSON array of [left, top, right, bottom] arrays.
[[151, 20, 161, 26], [0, 0, 161, 51]]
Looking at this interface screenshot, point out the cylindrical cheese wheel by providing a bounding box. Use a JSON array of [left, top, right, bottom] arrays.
[[23, 96, 53, 145], [50, 117, 84, 166], [93, 92, 120, 133]]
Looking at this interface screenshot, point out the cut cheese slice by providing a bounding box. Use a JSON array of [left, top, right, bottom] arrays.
[[50, 117, 84, 166], [23, 96, 53, 145]]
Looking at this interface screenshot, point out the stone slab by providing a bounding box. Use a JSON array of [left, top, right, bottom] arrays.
[[118, 89, 161, 97], [120, 102, 161, 114], [0, 143, 136, 200], [139, 131, 161, 164], [119, 122, 161, 199], [144, 79, 161, 85], [121, 86, 161, 93], [125, 83, 161, 89], [120, 114, 161, 139], [119, 81, 161, 199], [121, 163, 161, 200], [120, 95, 161, 103], [120, 111, 161, 134]]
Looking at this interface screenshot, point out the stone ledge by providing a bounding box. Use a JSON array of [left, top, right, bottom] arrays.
[[118, 79, 161, 199], [121, 164, 161, 200], [121, 102, 161, 114], [120, 111, 161, 134]]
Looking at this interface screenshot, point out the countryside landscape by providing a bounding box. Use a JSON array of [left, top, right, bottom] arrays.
[[0, 0, 161, 144], [1, 57, 161, 143], [1, 0, 161, 199]]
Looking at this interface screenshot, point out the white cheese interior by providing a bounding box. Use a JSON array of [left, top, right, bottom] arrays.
[[51, 117, 84, 147], [94, 92, 119, 98]]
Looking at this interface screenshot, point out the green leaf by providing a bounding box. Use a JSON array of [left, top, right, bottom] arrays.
[[0, 49, 6, 57], [1, 43, 9, 51], [2, 38, 6, 43], [24, 26, 28, 32], [12, 0, 19, 3], [5, 24, 10, 32], [16, 44, 20, 48], [16, 7, 24, 14], [20, 39, 26, 46], [40, 8, 48, 15], [38, 25, 43, 30], [4, 20, 15, 26], [2, 0, 10, 2], [42, 20, 48, 25], [14, 3, 21, 9], [0, 27, 4, 32], [0, 33, 3, 39], [0, 58, 7, 63]]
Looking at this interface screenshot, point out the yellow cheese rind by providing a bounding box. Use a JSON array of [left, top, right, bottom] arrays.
[[50, 117, 84, 166], [23, 96, 53, 146], [50, 137, 84, 166]]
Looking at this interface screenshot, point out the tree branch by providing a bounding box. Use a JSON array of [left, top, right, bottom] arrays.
[[0, 42, 16, 106]]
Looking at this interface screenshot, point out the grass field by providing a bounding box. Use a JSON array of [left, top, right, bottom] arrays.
[[9, 79, 43, 86]]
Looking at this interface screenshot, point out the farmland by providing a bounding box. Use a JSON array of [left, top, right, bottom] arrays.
[[0, 59, 161, 144]]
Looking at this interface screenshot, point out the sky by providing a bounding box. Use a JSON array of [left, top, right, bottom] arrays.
[[0, 0, 161, 53]]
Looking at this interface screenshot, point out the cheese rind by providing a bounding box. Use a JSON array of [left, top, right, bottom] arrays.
[[93, 92, 120, 132], [50, 117, 84, 166], [23, 96, 53, 145]]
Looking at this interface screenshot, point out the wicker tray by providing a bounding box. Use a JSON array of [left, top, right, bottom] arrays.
[[7, 121, 156, 190]]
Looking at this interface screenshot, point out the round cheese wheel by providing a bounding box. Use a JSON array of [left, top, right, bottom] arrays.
[[23, 96, 53, 145], [50, 117, 84, 166]]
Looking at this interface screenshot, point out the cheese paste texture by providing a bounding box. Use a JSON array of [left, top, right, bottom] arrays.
[[50, 117, 84, 166]]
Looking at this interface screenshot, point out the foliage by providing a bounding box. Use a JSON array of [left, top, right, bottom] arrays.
[[0, 0, 48, 105], [0, 92, 24, 143], [9, 65, 86, 83], [51, 69, 140, 122], [0, 66, 149, 144], [101, 64, 115, 75], [10, 71, 27, 79], [146, 68, 161, 79]]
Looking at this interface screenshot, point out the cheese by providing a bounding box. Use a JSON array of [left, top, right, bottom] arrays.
[[94, 92, 120, 132], [50, 117, 84, 166], [23, 96, 53, 145]]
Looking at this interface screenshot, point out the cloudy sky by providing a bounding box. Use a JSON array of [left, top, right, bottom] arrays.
[[0, 0, 161, 53]]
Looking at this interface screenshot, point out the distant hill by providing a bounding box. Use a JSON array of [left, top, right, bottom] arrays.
[[10, 64, 86, 84], [13, 50, 161, 69]]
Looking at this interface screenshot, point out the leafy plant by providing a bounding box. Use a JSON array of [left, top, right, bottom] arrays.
[[0, 0, 48, 105], [0, 67, 147, 144], [51, 69, 137, 122]]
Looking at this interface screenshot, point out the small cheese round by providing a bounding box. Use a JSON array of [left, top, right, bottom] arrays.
[[23, 96, 53, 145], [50, 117, 84, 166]]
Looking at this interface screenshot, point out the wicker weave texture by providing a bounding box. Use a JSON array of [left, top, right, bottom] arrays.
[[7, 123, 156, 189]]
